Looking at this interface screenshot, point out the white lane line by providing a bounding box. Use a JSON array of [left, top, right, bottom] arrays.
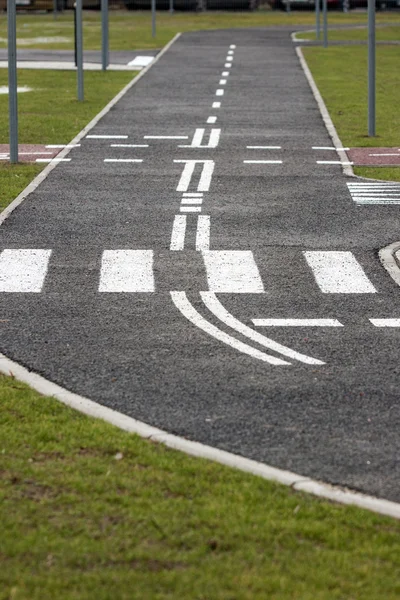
[[304, 251, 377, 294], [216, 89, 224, 96], [179, 128, 220, 149], [99, 250, 154, 292], [196, 215, 210, 251], [246, 146, 281, 149], [243, 160, 283, 164], [201, 293, 325, 366], [175, 160, 215, 192], [180, 207, 201, 213], [317, 161, 354, 165], [369, 153, 400, 157], [104, 158, 143, 162], [175, 160, 197, 191], [110, 144, 149, 148], [19, 152, 54, 155], [222, 71, 229, 77], [171, 292, 289, 366], [226, 56, 233, 62], [207, 116, 217, 124], [127, 56, 154, 67], [312, 146, 349, 151], [144, 135, 189, 140], [252, 318, 343, 327], [183, 192, 203, 197], [0, 249, 51, 293], [219, 79, 227, 85], [87, 135, 128, 139], [202, 251, 264, 293], [46, 144, 81, 148], [351, 193, 400, 197], [197, 161, 215, 192], [227, 50, 234, 55], [369, 319, 400, 327], [229, 44, 236, 49], [212, 101, 221, 108], [170, 215, 186, 251], [354, 199, 400, 204], [224, 63, 231, 68], [36, 158, 71, 163], [181, 198, 203, 205]]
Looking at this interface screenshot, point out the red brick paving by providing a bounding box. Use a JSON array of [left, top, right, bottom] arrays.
[[0, 144, 61, 163], [347, 147, 400, 167]]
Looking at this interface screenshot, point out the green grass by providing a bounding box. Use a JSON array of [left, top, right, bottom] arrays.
[[297, 23, 400, 41], [1, 10, 400, 50], [302, 44, 400, 181], [2, 373, 400, 600]]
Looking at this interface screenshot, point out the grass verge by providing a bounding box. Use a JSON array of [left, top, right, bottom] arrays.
[[302, 44, 400, 181], [1, 373, 400, 599], [297, 23, 400, 41], [1, 10, 400, 50]]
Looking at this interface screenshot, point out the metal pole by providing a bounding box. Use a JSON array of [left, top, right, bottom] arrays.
[[74, 4, 77, 67], [169, 0, 173, 13], [7, 0, 18, 164], [316, 0, 320, 40], [75, 0, 84, 101], [286, 0, 290, 13], [151, 0, 156, 39], [101, 0, 108, 71], [323, 0, 328, 48], [368, 0, 376, 136], [53, 0, 57, 19]]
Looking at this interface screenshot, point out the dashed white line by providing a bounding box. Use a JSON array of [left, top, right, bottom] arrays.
[[0, 249, 51, 293], [243, 160, 283, 164], [144, 135, 189, 140], [183, 192, 203, 197], [87, 135, 128, 139], [104, 159, 143, 163], [312, 146, 350, 151], [36, 158, 71, 163], [252, 318, 343, 327], [207, 116, 217, 124], [99, 250, 154, 292], [181, 198, 203, 205], [369, 153, 400, 157], [212, 102, 221, 108], [229, 44, 236, 49], [202, 251, 264, 294], [216, 89, 224, 96], [317, 161, 354, 165], [46, 144, 81, 149], [246, 146, 281, 150], [180, 206, 202, 213], [196, 215, 210, 251], [224, 63, 231, 68], [219, 79, 227, 85], [222, 71, 229, 77], [170, 215, 187, 251], [369, 319, 400, 327], [226, 56, 233, 62], [304, 251, 377, 294], [110, 144, 149, 148], [227, 50, 234, 55]]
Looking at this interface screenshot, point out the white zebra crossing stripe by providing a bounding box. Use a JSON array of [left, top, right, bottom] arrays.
[[303, 251, 377, 294], [99, 250, 155, 292], [252, 319, 343, 327], [347, 183, 400, 205], [369, 319, 400, 327], [0, 249, 51, 292], [202, 251, 264, 293]]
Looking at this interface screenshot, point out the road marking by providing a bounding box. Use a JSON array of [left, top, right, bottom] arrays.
[[226, 57, 233, 62], [19, 152, 54, 155], [224, 63, 231, 68], [0, 249, 51, 293], [229, 44, 236, 49], [369, 319, 400, 327], [347, 183, 400, 204], [87, 135, 128, 139], [99, 250, 154, 292], [179, 128, 220, 148], [180, 206, 201, 213], [227, 50, 234, 55], [174, 160, 215, 192], [243, 160, 283, 164], [201, 293, 325, 366], [252, 318, 343, 327], [127, 56, 154, 67], [207, 116, 217, 124], [196, 215, 210, 251], [46, 144, 81, 148], [352, 199, 400, 205], [317, 161, 354, 165], [171, 292, 289, 366], [170, 215, 186, 251], [222, 71, 229, 76], [144, 135, 188, 140], [182, 192, 203, 197], [304, 251, 377, 294], [312, 146, 349, 151], [110, 144, 149, 148], [181, 198, 203, 205], [219, 79, 227, 85], [104, 159, 143, 163], [216, 89, 224, 96], [212, 101, 221, 108], [202, 251, 264, 293], [369, 153, 400, 157], [246, 146, 281, 149], [36, 158, 71, 163]]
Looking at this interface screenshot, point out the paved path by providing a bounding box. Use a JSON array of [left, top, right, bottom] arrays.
[[1, 28, 400, 502]]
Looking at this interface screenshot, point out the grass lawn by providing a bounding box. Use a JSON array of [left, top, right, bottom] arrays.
[[0, 10, 400, 50], [1, 373, 400, 599], [302, 44, 400, 181], [297, 23, 400, 41]]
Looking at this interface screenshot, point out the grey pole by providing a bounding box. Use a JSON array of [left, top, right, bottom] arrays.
[[75, 0, 84, 101], [151, 0, 156, 38], [169, 0, 173, 13], [101, 0, 108, 71], [286, 0, 290, 13], [7, 0, 18, 164], [316, 0, 320, 40], [53, 0, 57, 19], [368, 0, 376, 136], [323, 0, 328, 48]]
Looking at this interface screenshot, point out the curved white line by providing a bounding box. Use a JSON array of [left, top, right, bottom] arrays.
[[200, 292, 324, 366], [171, 291, 290, 366]]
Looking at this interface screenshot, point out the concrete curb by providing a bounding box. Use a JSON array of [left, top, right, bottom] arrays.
[[295, 46, 354, 178], [379, 241, 400, 288]]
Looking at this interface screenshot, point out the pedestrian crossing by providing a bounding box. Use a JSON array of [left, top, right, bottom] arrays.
[[347, 182, 400, 205], [0, 249, 380, 295]]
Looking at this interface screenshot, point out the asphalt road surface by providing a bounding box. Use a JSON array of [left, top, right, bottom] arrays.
[[1, 29, 400, 502]]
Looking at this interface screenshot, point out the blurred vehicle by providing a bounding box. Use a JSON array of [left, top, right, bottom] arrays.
[[0, 0, 101, 10], [123, 0, 202, 9]]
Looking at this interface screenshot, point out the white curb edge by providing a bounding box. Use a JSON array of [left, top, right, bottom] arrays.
[[379, 241, 400, 288], [0, 32, 181, 228], [1, 31, 400, 520], [296, 46, 354, 177], [1, 351, 400, 519]]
